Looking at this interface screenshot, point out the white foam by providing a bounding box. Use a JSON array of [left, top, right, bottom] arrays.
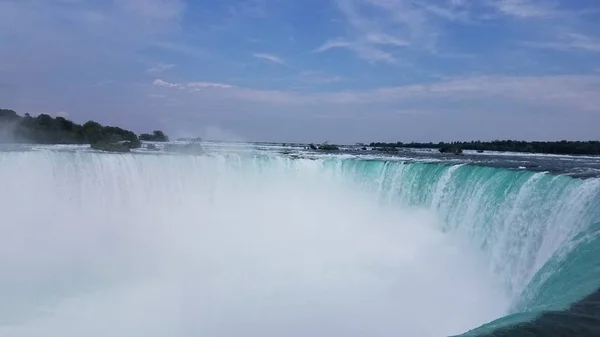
[[0, 151, 509, 337]]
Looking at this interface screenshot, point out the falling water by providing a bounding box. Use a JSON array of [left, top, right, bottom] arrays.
[[1, 150, 599, 336]]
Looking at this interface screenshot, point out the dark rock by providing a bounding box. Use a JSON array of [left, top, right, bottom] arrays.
[[439, 146, 463, 155]]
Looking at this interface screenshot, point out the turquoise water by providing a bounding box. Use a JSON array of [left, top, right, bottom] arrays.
[[1, 149, 599, 336], [317, 158, 600, 333]]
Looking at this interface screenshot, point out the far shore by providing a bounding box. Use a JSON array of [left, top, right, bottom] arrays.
[[2, 108, 599, 156]]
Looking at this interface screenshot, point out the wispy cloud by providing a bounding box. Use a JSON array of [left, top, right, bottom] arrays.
[[324, 0, 413, 63], [522, 33, 600, 53], [188, 82, 234, 89], [485, 0, 600, 58], [253, 53, 287, 66], [153, 79, 234, 92], [227, 0, 268, 18], [153, 79, 182, 88], [314, 38, 397, 63], [318, 0, 597, 64], [146, 63, 176, 73], [188, 82, 235, 92], [489, 0, 558, 19], [313, 39, 353, 53], [152, 75, 600, 113], [415, 1, 472, 22], [315, 0, 468, 63]]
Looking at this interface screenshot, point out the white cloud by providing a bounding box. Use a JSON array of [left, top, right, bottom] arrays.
[[319, 0, 596, 64], [56, 111, 69, 118], [490, 0, 558, 18], [253, 53, 287, 66], [523, 33, 600, 53], [153, 79, 182, 88], [313, 38, 396, 63], [133, 74, 600, 141], [364, 33, 410, 46], [313, 39, 353, 53], [316, 0, 469, 63], [146, 63, 176, 73], [485, 1, 600, 57], [416, 1, 472, 22], [188, 82, 235, 90], [153, 79, 234, 92], [152, 75, 600, 113], [227, 0, 268, 18]]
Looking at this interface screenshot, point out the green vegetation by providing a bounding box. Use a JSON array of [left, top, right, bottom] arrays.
[[80, 120, 141, 151], [0, 108, 168, 153], [306, 142, 340, 151], [318, 143, 340, 151], [370, 142, 405, 148], [369, 140, 600, 156], [140, 130, 169, 142], [373, 147, 399, 153], [4, 108, 598, 156]]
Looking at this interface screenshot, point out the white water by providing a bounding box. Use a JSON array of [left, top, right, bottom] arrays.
[[1, 151, 510, 336]]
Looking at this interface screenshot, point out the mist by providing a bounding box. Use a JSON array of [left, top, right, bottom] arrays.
[[0, 151, 509, 337], [0, 118, 19, 144]]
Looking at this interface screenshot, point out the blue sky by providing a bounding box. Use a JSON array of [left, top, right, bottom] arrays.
[[1, 0, 600, 143]]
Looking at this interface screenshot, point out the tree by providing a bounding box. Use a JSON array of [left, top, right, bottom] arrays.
[[0, 109, 18, 120], [139, 130, 169, 142], [0, 109, 143, 150]]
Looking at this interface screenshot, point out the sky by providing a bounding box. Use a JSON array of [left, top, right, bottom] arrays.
[[1, 0, 599, 143]]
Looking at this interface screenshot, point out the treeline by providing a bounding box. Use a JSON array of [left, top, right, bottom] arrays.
[[0, 109, 169, 152], [308, 143, 340, 151], [140, 130, 169, 142], [368, 140, 600, 155]]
